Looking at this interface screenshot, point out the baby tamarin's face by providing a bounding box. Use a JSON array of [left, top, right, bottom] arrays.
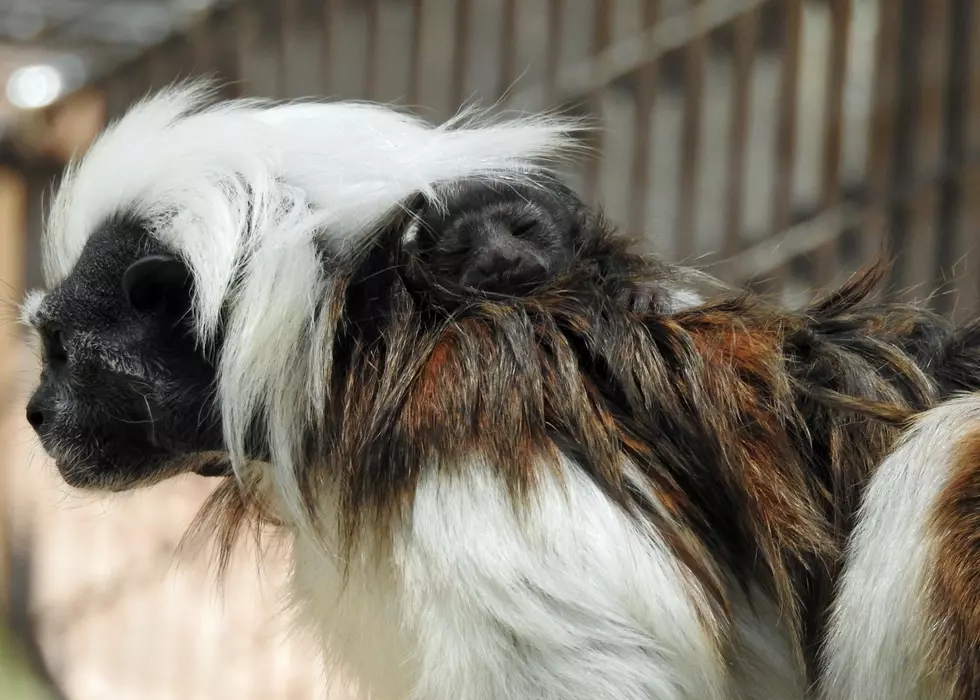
[[401, 177, 589, 296]]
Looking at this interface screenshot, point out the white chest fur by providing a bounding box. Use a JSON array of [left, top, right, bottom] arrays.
[[288, 455, 804, 700]]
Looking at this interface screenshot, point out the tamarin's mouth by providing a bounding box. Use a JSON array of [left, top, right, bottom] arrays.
[[194, 463, 233, 477], [190, 453, 235, 478]]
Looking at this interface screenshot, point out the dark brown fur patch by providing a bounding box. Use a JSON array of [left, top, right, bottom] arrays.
[[925, 427, 980, 699]]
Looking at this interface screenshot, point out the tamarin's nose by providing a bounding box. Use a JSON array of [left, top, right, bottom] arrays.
[[26, 394, 48, 432]]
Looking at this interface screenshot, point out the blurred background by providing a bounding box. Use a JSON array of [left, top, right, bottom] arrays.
[[0, 0, 977, 697]]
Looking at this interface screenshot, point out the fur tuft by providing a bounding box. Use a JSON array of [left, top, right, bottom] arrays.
[[19, 289, 48, 329]]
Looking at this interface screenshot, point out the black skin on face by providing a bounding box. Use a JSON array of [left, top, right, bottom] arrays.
[[401, 177, 591, 297], [25, 217, 230, 491]]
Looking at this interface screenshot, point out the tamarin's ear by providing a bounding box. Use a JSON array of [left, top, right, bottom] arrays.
[[122, 254, 193, 317]]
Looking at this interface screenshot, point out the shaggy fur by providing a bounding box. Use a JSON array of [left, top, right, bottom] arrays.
[[195, 214, 980, 696], [820, 394, 980, 700], [24, 81, 980, 699]]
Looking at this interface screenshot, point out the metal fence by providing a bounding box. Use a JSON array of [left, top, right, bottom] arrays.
[[2, 0, 980, 698]]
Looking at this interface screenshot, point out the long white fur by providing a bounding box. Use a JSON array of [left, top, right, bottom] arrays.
[[291, 455, 801, 700], [37, 82, 801, 699], [820, 393, 980, 700]]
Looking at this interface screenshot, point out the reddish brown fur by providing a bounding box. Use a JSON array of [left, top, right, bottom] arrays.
[[926, 428, 980, 698]]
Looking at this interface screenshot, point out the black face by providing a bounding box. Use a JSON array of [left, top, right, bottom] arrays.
[[402, 177, 588, 296], [25, 218, 229, 491]]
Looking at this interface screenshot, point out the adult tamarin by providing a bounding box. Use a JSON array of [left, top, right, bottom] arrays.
[[21, 82, 980, 699]]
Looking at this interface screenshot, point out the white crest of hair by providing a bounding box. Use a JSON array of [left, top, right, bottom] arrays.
[[290, 452, 798, 700], [42, 80, 583, 535], [820, 393, 980, 700]]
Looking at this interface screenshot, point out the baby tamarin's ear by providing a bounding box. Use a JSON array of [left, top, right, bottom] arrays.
[[399, 179, 585, 296]]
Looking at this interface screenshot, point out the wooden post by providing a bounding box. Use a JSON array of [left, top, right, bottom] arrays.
[[0, 165, 28, 616]]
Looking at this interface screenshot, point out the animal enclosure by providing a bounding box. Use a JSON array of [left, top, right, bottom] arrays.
[[0, 0, 978, 698]]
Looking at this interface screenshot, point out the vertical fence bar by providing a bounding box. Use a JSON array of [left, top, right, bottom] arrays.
[[675, 0, 706, 261], [544, 0, 563, 103], [328, 0, 371, 99], [583, 0, 614, 203], [770, 0, 803, 236], [820, 0, 851, 208], [279, 0, 328, 98], [21, 168, 48, 293], [968, 0, 980, 311], [237, 0, 283, 98], [907, 0, 950, 306], [950, 0, 980, 319], [627, 0, 661, 236], [322, 0, 336, 96], [967, 0, 980, 155], [451, 0, 472, 107], [235, 0, 259, 96], [263, 0, 286, 98], [884, 0, 925, 297], [885, 0, 951, 303], [100, 70, 132, 123], [723, 5, 759, 258], [935, 0, 973, 317], [144, 44, 172, 95], [497, 0, 518, 100], [407, 0, 425, 105], [280, 0, 299, 96], [862, 0, 902, 264], [172, 33, 198, 86], [414, 0, 458, 119], [187, 12, 214, 79], [364, 0, 380, 99], [206, 5, 244, 97], [0, 171, 27, 618], [372, 0, 418, 104], [119, 62, 150, 112], [813, 0, 852, 286]]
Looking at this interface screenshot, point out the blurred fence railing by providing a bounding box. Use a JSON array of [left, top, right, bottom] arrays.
[[61, 0, 980, 315], [1, 1, 980, 699]]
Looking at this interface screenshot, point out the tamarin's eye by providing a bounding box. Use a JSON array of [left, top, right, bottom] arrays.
[[509, 218, 538, 238], [44, 326, 69, 365]]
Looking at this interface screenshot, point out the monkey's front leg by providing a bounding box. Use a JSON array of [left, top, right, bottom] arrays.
[[821, 393, 980, 700], [395, 456, 733, 700], [295, 453, 807, 700]]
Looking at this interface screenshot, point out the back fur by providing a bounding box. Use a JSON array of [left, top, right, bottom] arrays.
[[196, 207, 980, 690]]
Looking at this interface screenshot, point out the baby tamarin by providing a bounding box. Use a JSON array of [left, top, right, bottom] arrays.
[[397, 175, 713, 312]]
